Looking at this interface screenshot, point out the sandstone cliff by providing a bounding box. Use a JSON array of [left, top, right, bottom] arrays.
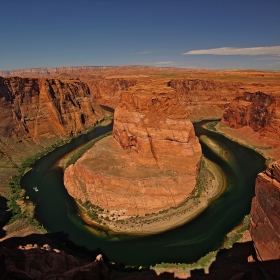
[[86, 78, 137, 108], [168, 79, 240, 121], [64, 92, 201, 227], [218, 91, 280, 265], [250, 160, 280, 261], [221, 91, 279, 133], [219, 91, 280, 161], [0, 76, 105, 140], [0, 76, 107, 198]]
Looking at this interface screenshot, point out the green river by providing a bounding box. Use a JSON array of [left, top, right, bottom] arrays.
[[20, 121, 265, 266]]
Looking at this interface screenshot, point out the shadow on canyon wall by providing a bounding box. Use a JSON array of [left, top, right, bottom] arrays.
[[1, 229, 280, 280]]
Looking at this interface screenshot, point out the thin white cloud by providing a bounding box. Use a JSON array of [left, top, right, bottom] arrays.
[[154, 61, 177, 65], [183, 46, 280, 56], [133, 51, 152, 55]]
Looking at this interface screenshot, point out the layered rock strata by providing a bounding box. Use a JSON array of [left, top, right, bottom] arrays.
[[250, 160, 280, 261], [64, 92, 201, 219], [0, 76, 107, 198], [218, 91, 280, 264], [221, 91, 279, 134], [168, 79, 240, 121], [0, 76, 105, 140], [219, 91, 280, 161]]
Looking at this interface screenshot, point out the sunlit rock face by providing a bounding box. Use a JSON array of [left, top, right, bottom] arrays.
[[0, 76, 105, 141], [64, 92, 202, 216], [250, 160, 280, 261], [221, 91, 279, 134]]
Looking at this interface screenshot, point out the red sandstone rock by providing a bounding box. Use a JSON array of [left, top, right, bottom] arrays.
[[0, 76, 106, 141], [64, 92, 201, 218], [250, 160, 280, 261], [221, 91, 279, 134]]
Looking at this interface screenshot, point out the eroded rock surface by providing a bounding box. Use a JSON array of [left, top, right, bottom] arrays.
[[0, 244, 109, 280], [221, 91, 279, 133], [64, 92, 201, 219], [250, 160, 280, 261], [0, 76, 105, 140]]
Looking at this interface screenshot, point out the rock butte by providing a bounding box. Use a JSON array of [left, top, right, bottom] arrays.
[[64, 92, 202, 218]]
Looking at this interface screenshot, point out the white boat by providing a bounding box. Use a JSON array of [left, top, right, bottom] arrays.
[[33, 186, 39, 192]]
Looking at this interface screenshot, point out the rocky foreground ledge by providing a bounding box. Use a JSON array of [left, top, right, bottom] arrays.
[[64, 92, 203, 233]]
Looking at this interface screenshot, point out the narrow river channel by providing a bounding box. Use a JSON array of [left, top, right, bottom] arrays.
[[21, 121, 265, 266]]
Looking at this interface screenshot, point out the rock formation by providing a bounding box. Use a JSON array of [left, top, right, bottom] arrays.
[[0, 65, 154, 77], [64, 92, 201, 222], [250, 160, 280, 261], [0, 244, 109, 279], [221, 91, 279, 133], [168, 79, 240, 121], [0, 76, 108, 198], [0, 76, 105, 140], [86, 78, 137, 108], [219, 90, 280, 266]]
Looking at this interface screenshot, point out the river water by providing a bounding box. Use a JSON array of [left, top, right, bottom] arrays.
[[21, 121, 265, 266]]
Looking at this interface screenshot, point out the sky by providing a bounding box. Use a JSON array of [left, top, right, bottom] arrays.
[[1, 0, 280, 70]]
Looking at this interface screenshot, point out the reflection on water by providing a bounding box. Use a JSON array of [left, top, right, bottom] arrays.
[[21, 121, 265, 265]]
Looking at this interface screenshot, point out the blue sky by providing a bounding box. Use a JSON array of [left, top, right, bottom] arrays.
[[1, 0, 280, 70]]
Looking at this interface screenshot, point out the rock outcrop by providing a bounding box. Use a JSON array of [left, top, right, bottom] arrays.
[[0, 244, 109, 280], [219, 91, 280, 265], [221, 91, 279, 133], [0, 76, 108, 198], [168, 79, 240, 121], [64, 92, 201, 223], [250, 160, 280, 261], [87, 78, 137, 108], [0, 76, 105, 140]]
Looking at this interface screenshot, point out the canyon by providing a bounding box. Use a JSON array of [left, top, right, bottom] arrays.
[[64, 91, 202, 233], [0, 76, 107, 197], [0, 67, 280, 278]]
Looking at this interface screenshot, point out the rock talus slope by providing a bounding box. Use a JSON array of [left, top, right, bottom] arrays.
[[64, 92, 202, 218]]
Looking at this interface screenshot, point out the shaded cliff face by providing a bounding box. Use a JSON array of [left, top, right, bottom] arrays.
[[0, 244, 109, 280], [221, 92, 278, 132], [250, 160, 280, 261], [0, 76, 105, 141], [64, 92, 201, 219]]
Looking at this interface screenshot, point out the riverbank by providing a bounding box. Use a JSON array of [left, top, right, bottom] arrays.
[[210, 121, 280, 164], [0, 115, 112, 241], [58, 117, 113, 170], [75, 156, 226, 235]]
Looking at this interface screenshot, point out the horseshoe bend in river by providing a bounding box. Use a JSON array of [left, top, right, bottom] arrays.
[[21, 121, 265, 266]]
